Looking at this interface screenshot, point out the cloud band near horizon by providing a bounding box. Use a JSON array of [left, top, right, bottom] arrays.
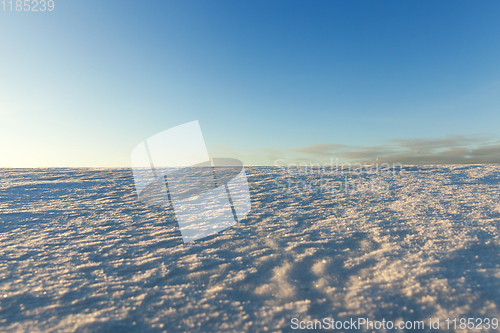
[[284, 136, 500, 165]]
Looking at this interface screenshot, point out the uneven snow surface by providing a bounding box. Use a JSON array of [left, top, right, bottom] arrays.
[[1, 166, 500, 332]]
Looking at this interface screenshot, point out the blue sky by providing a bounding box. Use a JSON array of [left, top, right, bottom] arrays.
[[1, 0, 500, 167]]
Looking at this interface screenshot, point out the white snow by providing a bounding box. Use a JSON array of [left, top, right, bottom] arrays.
[[0, 165, 500, 332]]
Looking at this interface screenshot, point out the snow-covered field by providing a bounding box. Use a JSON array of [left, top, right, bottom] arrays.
[[1, 165, 500, 332]]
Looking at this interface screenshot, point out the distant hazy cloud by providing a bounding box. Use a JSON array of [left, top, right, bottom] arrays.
[[289, 136, 500, 164]]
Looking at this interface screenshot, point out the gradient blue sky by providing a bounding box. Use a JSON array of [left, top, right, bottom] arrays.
[[1, 0, 500, 167]]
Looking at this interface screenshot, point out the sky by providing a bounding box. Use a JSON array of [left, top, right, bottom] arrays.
[[1, 0, 500, 167]]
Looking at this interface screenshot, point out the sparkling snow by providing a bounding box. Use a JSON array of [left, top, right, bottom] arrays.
[[1, 165, 499, 332]]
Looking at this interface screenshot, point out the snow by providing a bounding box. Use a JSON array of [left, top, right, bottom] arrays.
[[1, 165, 500, 332]]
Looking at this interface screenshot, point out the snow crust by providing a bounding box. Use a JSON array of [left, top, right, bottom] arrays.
[[0, 165, 499, 332]]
